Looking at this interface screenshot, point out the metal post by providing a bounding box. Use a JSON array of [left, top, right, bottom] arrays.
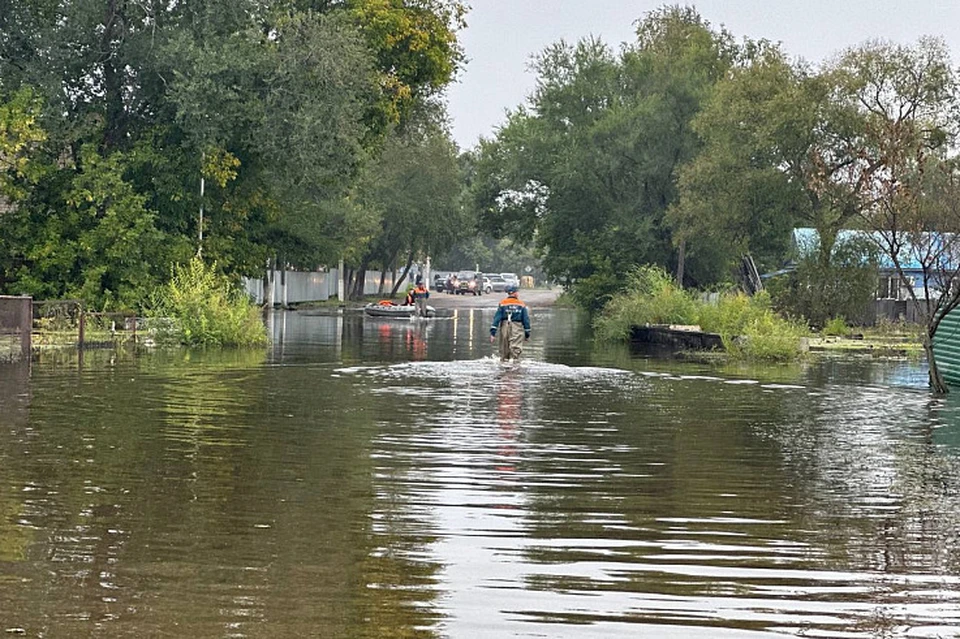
[[77, 304, 85, 349], [198, 152, 205, 256]]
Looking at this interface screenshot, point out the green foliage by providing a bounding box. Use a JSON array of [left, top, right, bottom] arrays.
[[730, 310, 810, 361], [0, 144, 183, 310], [471, 7, 741, 304], [0, 0, 466, 307], [0, 87, 47, 201], [148, 257, 267, 347], [346, 0, 467, 128], [767, 234, 878, 328], [595, 266, 808, 360], [670, 45, 808, 275], [697, 290, 808, 360], [594, 266, 698, 339], [357, 119, 465, 282], [823, 316, 851, 337]]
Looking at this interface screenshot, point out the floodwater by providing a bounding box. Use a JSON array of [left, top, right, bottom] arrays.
[[1, 307, 960, 638]]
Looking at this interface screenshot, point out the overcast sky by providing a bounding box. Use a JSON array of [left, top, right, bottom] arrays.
[[446, 0, 960, 149]]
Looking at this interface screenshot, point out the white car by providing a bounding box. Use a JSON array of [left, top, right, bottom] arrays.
[[500, 272, 520, 288]]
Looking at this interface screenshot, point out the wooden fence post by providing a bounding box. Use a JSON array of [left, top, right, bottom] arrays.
[[20, 297, 32, 358]]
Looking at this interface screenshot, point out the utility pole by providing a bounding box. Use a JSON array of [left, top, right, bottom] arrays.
[[198, 152, 205, 257]]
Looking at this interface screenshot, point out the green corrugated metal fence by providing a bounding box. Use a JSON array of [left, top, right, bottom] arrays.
[[933, 307, 960, 386]]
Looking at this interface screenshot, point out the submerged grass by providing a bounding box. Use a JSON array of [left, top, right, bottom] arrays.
[[595, 266, 809, 361]]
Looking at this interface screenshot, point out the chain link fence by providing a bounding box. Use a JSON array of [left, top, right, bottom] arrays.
[[32, 300, 141, 350]]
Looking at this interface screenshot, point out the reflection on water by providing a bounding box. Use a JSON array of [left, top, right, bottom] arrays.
[[1, 309, 960, 637]]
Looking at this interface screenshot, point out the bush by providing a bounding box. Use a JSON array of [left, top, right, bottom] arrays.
[[596, 266, 808, 360], [594, 266, 698, 340], [822, 316, 850, 337], [767, 235, 877, 328], [147, 257, 268, 347], [733, 313, 809, 360]]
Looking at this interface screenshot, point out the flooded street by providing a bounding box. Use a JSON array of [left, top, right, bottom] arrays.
[[2, 307, 960, 637]]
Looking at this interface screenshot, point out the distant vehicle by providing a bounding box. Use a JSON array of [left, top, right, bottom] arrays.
[[501, 272, 520, 288], [487, 274, 507, 292], [481, 276, 492, 294], [444, 273, 459, 294], [455, 270, 481, 296], [432, 273, 450, 292]]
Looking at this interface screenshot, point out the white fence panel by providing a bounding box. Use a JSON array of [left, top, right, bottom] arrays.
[[242, 269, 415, 305]]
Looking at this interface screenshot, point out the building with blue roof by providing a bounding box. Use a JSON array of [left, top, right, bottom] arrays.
[[791, 228, 959, 303]]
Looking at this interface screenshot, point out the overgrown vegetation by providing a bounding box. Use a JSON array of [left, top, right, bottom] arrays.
[[0, 0, 467, 310], [147, 258, 267, 347], [595, 266, 809, 360], [822, 316, 851, 337], [767, 235, 878, 329]]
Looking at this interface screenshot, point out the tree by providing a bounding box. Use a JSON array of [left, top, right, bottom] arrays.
[[354, 117, 465, 298], [0, 0, 467, 307], [472, 7, 738, 310], [672, 42, 890, 284], [836, 38, 960, 392]]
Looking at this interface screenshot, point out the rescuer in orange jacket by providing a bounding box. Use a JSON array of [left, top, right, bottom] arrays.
[[489, 285, 530, 361], [412, 279, 430, 317]]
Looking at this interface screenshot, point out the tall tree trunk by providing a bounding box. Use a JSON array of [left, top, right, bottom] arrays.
[[345, 268, 355, 299], [817, 225, 838, 269], [101, 0, 126, 151], [391, 249, 416, 297], [377, 268, 387, 295], [923, 332, 948, 394], [351, 259, 370, 300], [378, 249, 399, 296], [279, 255, 287, 308]]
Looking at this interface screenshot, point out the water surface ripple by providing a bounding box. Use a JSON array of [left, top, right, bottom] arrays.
[[1, 309, 959, 637]]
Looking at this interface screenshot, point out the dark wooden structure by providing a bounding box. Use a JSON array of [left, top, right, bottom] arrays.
[[629, 325, 724, 351]]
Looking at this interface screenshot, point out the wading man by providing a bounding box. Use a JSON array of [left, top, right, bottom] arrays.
[[413, 279, 430, 317], [489, 285, 530, 361]]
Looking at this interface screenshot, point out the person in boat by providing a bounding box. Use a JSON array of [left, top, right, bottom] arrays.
[[404, 285, 415, 306], [489, 284, 530, 361], [412, 278, 430, 317]]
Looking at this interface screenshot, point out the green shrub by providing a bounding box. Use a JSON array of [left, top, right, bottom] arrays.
[[594, 266, 698, 340], [147, 257, 268, 347], [596, 265, 808, 360], [732, 313, 809, 361], [767, 234, 878, 328], [822, 316, 850, 337]]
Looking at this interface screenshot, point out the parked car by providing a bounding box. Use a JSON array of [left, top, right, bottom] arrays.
[[455, 270, 482, 296], [481, 276, 492, 294], [501, 272, 520, 288], [487, 274, 507, 292]]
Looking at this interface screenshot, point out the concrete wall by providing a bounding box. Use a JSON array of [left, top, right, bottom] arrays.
[[243, 269, 414, 305]]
